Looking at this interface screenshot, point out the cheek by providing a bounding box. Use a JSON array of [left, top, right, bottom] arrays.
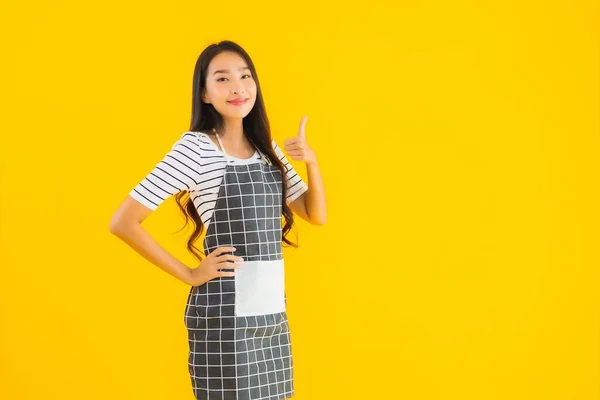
[[245, 79, 257, 93], [207, 82, 227, 98]]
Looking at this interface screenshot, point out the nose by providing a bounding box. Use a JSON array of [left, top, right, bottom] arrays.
[[233, 86, 245, 95]]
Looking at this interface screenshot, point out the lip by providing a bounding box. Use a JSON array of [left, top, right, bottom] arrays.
[[227, 98, 249, 105]]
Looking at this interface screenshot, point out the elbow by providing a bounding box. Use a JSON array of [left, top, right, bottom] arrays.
[[312, 217, 327, 226], [109, 216, 128, 236], [109, 220, 121, 236]]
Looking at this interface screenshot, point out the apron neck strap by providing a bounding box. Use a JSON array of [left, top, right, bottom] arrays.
[[214, 132, 230, 162]]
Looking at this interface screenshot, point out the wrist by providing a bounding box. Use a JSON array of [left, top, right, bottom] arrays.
[[306, 158, 319, 167], [182, 267, 194, 285]]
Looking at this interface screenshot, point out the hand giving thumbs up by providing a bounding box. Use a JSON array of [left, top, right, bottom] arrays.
[[283, 116, 318, 165]]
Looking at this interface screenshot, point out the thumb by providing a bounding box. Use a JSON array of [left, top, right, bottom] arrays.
[[298, 115, 308, 138]]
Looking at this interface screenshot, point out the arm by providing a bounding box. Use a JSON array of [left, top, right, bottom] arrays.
[[108, 132, 203, 285], [283, 115, 327, 225], [289, 161, 327, 225], [109, 196, 193, 285]]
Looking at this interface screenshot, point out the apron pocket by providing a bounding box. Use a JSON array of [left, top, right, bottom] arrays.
[[234, 259, 286, 316]]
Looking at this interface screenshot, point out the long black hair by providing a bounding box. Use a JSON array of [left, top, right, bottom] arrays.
[[175, 40, 299, 262]]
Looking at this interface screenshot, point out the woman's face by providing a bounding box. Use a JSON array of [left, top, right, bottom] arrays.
[[202, 51, 257, 122]]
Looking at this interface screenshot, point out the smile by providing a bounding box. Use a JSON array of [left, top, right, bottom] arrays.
[[227, 99, 248, 106]]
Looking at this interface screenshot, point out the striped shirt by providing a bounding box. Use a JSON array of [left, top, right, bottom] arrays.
[[129, 131, 308, 228]]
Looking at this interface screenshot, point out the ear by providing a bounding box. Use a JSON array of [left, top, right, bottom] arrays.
[[201, 90, 210, 104]]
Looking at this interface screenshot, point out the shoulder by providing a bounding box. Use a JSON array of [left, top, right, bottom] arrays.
[[271, 138, 283, 154], [175, 131, 201, 146], [165, 132, 205, 163], [167, 131, 199, 149], [172, 131, 217, 151], [271, 138, 288, 162], [188, 131, 218, 149]]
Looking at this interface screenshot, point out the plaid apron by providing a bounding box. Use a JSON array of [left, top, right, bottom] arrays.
[[184, 133, 294, 400]]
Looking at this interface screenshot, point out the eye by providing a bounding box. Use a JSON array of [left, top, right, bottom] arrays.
[[217, 74, 252, 82]]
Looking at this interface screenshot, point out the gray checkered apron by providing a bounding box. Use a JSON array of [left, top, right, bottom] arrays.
[[184, 133, 294, 400]]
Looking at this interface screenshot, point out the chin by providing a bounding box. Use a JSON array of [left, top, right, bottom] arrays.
[[220, 112, 251, 120]]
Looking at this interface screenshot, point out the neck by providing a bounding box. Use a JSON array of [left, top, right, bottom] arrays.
[[218, 118, 245, 141]]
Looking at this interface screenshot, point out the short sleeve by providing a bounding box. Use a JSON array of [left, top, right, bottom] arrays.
[[129, 132, 203, 210], [272, 139, 309, 205]]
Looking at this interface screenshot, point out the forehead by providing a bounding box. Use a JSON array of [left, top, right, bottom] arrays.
[[208, 51, 248, 73]]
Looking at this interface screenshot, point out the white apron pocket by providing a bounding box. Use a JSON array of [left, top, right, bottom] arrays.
[[234, 259, 286, 316]]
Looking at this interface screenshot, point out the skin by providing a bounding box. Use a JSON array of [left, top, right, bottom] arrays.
[[109, 50, 327, 286]]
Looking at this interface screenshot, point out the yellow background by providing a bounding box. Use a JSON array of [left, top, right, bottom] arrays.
[[1, 1, 598, 399]]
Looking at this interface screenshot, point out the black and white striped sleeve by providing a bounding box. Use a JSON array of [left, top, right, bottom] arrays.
[[129, 132, 203, 210], [272, 139, 309, 205]]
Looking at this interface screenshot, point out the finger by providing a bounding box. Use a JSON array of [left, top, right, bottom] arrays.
[[219, 271, 235, 278], [216, 263, 243, 271], [212, 246, 237, 256], [285, 143, 304, 151], [284, 137, 298, 147], [216, 254, 244, 263]]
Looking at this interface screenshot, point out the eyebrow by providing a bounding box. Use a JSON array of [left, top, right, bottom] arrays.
[[213, 67, 250, 75]]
